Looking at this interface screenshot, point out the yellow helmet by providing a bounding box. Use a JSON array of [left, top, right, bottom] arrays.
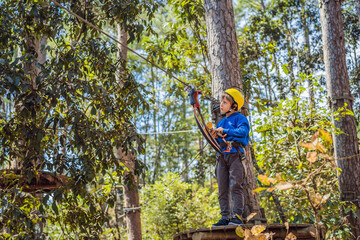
[[224, 88, 244, 111]]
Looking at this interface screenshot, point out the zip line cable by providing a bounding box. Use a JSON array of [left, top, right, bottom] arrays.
[[49, 0, 223, 104], [50, 0, 190, 89], [139, 129, 198, 135], [120, 142, 209, 215]]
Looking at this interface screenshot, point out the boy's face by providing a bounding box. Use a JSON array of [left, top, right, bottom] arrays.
[[220, 97, 231, 114]]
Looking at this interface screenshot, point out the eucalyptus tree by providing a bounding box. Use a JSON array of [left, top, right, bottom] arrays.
[[0, 0, 160, 238]]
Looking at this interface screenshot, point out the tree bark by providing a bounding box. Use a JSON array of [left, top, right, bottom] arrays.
[[301, 0, 315, 108], [319, 0, 360, 237], [355, 0, 360, 24], [11, 34, 47, 170], [115, 24, 142, 240], [204, 0, 264, 221]]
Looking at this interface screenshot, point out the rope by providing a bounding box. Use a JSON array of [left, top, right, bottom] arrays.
[[336, 153, 360, 161], [49, 0, 191, 89], [120, 142, 209, 215]]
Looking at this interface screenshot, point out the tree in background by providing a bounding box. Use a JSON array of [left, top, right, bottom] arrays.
[[0, 0, 159, 238], [203, 0, 264, 220], [319, 0, 360, 237]]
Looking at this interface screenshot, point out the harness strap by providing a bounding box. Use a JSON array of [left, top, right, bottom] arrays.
[[219, 142, 246, 161]]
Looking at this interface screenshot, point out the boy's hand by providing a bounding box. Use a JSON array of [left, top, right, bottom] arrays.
[[210, 129, 218, 139], [215, 127, 224, 136]]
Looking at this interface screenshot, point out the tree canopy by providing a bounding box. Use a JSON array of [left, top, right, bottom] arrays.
[[1, 0, 360, 239]]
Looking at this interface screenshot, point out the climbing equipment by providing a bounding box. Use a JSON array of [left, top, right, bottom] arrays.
[[219, 142, 246, 162], [188, 87, 222, 154]]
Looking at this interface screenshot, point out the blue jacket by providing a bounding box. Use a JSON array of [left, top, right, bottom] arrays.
[[216, 112, 250, 154]]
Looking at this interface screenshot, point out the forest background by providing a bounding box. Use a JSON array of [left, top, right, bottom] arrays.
[[1, 0, 360, 239]]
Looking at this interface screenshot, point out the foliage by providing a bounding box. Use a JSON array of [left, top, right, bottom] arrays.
[[1, 0, 360, 238], [140, 172, 219, 240], [0, 0, 160, 238], [252, 80, 355, 238]]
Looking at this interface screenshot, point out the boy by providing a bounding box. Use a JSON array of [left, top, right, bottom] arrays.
[[211, 88, 250, 227]]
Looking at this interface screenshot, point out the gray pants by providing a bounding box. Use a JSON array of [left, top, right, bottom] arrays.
[[216, 153, 245, 219]]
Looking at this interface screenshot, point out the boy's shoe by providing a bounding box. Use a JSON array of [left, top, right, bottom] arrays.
[[228, 216, 243, 225], [211, 218, 229, 227]]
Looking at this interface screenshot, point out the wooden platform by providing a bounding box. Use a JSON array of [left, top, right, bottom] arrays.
[[174, 224, 317, 240], [0, 169, 68, 193]]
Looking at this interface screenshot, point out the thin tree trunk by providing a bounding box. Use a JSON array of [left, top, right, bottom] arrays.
[[115, 24, 142, 240], [151, 67, 160, 183], [182, 98, 189, 182], [260, 0, 266, 11], [273, 52, 285, 100], [302, 0, 315, 108], [354, 42, 358, 69], [319, 0, 360, 237], [204, 0, 264, 221], [284, 20, 296, 97]]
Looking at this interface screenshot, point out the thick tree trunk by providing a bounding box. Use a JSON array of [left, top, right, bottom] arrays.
[[319, 0, 360, 237], [204, 0, 264, 221], [115, 24, 142, 240], [355, 0, 360, 24]]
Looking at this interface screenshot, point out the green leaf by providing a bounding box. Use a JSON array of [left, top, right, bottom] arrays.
[[235, 226, 244, 237], [282, 64, 289, 75], [91, 106, 97, 115]]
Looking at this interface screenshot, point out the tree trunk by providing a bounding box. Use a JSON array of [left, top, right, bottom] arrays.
[[301, 0, 315, 108], [355, 0, 360, 23], [204, 0, 264, 221], [284, 20, 296, 97], [319, 0, 360, 237], [11, 34, 47, 170], [115, 24, 142, 240], [273, 52, 285, 100]]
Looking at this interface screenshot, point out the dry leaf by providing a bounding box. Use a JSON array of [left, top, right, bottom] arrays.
[[316, 142, 327, 153], [244, 229, 252, 238], [235, 226, 244, 237], [251, 225, 266, 235], [313, 192, 322, 207], [285, 232, 297, 240], [252, 187, 268, 194], [311, 131, 320, 144], [276, 173, 283, 182], [247, 213, 257, 222], [285, 222, 289, 232], [319, 129, 332, 145], [319, 153, 333, 160], [306, 151, 317, 163], [268, 177, 276, 184], [275, 182, 294, 191], [253, 233, 267, 240], [265, 232, 276, 240], [258, 175, 276, 186], [266, 187, 275, 192], [299, 142, 316, 150], [322, 193, 331, 204]]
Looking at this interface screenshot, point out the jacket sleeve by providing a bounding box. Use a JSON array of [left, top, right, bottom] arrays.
[[222, 116, 249, 138]]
